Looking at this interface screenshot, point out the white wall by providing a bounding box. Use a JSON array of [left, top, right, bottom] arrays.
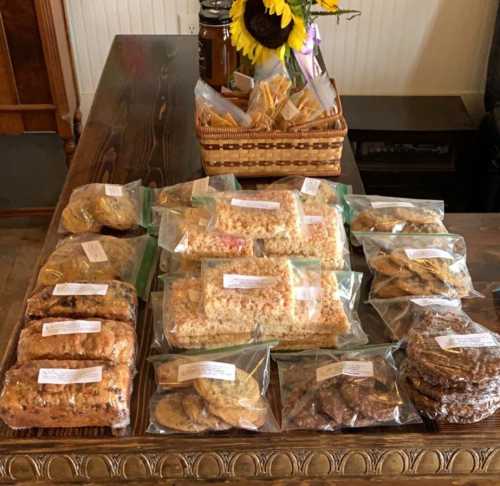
[[65, 0, 498, 123]]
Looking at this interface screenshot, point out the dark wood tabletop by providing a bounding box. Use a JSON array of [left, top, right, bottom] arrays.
[[0, 36, 499, 484]]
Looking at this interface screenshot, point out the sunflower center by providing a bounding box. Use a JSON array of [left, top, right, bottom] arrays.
[[243, 0, 294, 49]]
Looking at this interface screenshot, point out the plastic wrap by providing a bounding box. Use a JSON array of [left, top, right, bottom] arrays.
[[60, 180, 145, 234], [370, 296, 462, 341], [274, 345, 421, 431], [201, 257, 321, 326], [357, 233, 478, 299], [147, 342, 278, 433], [195, 79, 252, 128], [346, 195, 447, 244], [36, 234, 157, 299], [261, 202, 350, 270], [0, 360, 133, 429], [17, 318, 136, 366], [402, 308, 500, 423], [159, 250, 200, 274], [26, 280, 138, 325], [158, 207, 255, 263], [199, 190, 305, 240]]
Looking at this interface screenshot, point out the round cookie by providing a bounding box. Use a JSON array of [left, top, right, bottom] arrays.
[[194, 367, 260, 409], [61, 201, 101, 234], [207, 397, 268, 430], [182, 393, 231, 431], [152, 393, 209, 432], [94, 194, 138, 230], [155, 357, 194, 389]]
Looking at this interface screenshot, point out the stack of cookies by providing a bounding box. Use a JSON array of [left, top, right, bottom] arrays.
[[403, 309, 500, 423]]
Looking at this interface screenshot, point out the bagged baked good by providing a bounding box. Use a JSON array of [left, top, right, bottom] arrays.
[[147, 342, 278, 433], [36, 234, 157, 299], [158, 207, 255, 265], [158, 250, 201, 274], [358, 233, 478, 299], [196, 79, 252, 128], [201, 257, 321, 326], [402, 308, 500, 423], [60, 180, 145, 234], [261, 202, 350, 270], [370, 296, 462, 341], [265, 176, 351, 207], [263, 271, 367, 350], [0, 360, 132, 429], [274, 345, 421, 431], [346, 195, 447, 243], [17, 318, 136, 366], [247, 73, 291, 130], [200, 190, 304, 240], [26, 280, 138, 324]]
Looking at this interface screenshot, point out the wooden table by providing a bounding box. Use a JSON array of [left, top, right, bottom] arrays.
[[0, 36, 499, 484]]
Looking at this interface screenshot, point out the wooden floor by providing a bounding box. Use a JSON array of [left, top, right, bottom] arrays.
[[0, 216, 49, 357]]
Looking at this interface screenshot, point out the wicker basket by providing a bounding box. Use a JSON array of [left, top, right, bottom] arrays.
[[195, 80, 347, 178]]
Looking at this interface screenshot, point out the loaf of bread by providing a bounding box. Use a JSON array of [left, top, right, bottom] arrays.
[[0, 360, 132, 429], [25, 280, 137, 324], [17, 319, 136, 366]]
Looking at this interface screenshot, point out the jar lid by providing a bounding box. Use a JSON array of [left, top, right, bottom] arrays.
[[200, 0, 233, 9], [199, 7, 232, 25]]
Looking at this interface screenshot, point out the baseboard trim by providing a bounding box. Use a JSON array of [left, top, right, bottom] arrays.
[[0, 207, 55, 218]]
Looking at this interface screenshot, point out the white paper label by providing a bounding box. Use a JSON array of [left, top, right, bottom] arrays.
[[294, 286, 321, 301], [191, 177, 210, 196], [177, 361, 236, 382], [52, 283, 109, 296], [233, 71, 255, 93], [104, 184, 124, 197], [42, 320, 102, 337], [223, 274, 276, 289], [371, 201, 414, 209], [301, 178, 321, 196], [411, 297, 461, 308], [230, 198, 280, 211], [316, 361, 374, 382], [38, 366, 103, 384], [435, 333, 498, 350], [280, 99, 300, 121], [81, 241, 108, 263], [304, 215, 323, 225], [404, 249, 453, 260]]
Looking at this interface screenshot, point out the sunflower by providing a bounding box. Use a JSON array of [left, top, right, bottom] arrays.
[[230, 0, 307, 64], [316, 0, 339, 12]]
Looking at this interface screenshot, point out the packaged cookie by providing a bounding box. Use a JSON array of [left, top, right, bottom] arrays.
[[158, 207, 255, 266], [147, 342, 278, 433], [0, 360, 133, 430], [60, 180, 146, 234], [201, 257, 321, 326], [274, 345, 421, 431], [199, 190, 305, 240], [261, 202, 350, 270], [358, 233, 478, 299], [402, 308, 500, 423], [370, 296, 462, 341], [26, 280, 138, 325], [17, 318, 136, 366], [36, 234, 157, 299], [158, 250, 200, 275], [346, 195, 447, 244]]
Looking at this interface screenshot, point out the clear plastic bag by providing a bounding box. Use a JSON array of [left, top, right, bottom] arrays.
[[159, 250, 201, 275], [274, 345, 421, 431], [17, 318, 136, 366], [263, 271, 367, 350], [0, 360, 133, 429], [195, 79, 252, 128], [60, 180, 145, 234], [26, 280, 138, 325], [402, 307, 500, 423], [357, 233, 479, 299], [346, 195, 447, 244], [36, 234, 157, 300], [198, 190, 305, 240], [261, 202, 350, 270], [158, 207, 255, 263], [370, 296, 462, 341], [201, 257, 321, 327], [147, 342, 278, 433]]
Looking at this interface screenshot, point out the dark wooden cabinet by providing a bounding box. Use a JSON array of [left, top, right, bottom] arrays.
[[0, 0, 79, 163]]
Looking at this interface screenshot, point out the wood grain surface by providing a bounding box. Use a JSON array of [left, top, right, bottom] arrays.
[[0, 36, 498, 483]]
